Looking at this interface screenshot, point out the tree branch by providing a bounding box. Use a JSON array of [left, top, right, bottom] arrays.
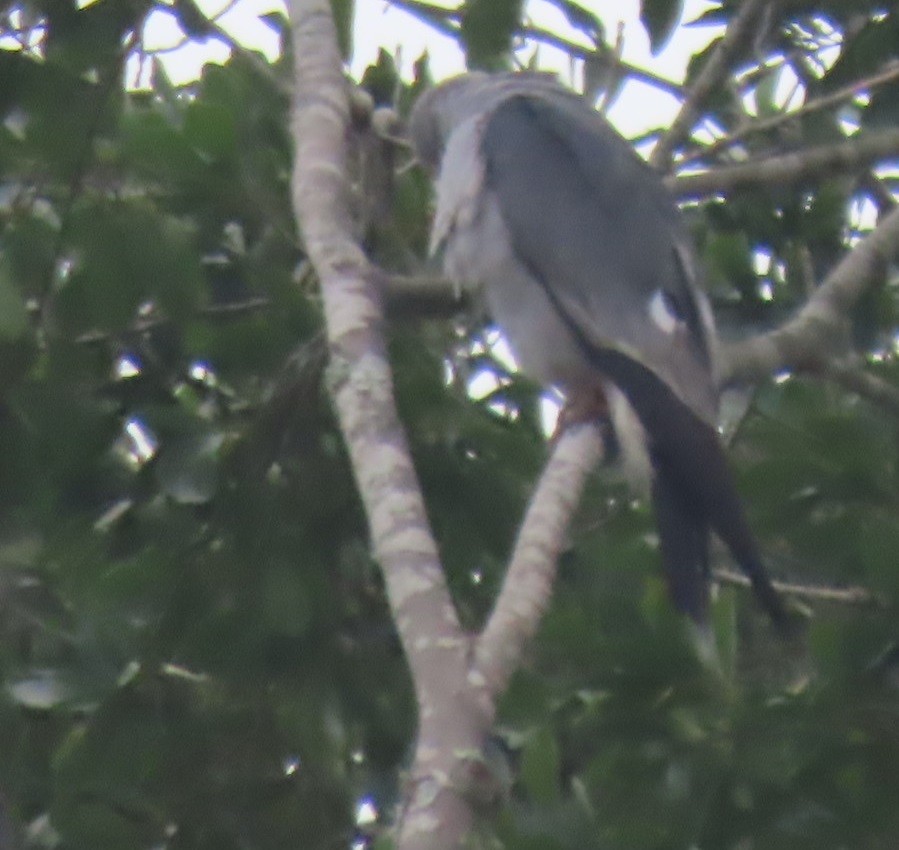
[[517, 24, 685, 98], [650, 0, 772, 170], [72, 296, 277, 344], [291, 9, 896, 848], [714, 568, 883, 607], [387, 0, 461, 38], [474, 425, 605, 697], [669, 129, 899, 199], [388, 0, 685, 98], [384, 273, 470, 318], [721, 204, 899, 383], [677, 60, 899, 166], [815, 360, 899, 417], [287, 4, 486, 849]]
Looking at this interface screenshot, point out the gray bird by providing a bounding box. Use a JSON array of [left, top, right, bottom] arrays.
[[408, 71, 791, 629]]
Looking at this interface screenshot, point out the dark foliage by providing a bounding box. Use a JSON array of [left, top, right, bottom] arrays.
[[0, 2, 896, 849]]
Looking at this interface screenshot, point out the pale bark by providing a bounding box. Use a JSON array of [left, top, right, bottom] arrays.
[[287, 3, 601, 848], [475, 425, 605, 695], [288, 3, 480, 849], [720, 204, 899, 383], [669, 129, 899, 199]]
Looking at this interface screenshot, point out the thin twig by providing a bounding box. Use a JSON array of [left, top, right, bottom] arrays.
[[138, 0, 242, 57], [70, 272, 471, 346], [651, 0, 772, 171], [205, 18, 289, 93], [519, 25, 685, 98], [387, 0, 460, 38], [388, 0, 686, 98], [72, 297, 275, 345], [678, 60, 899, 166], [816, 359, 899, 417], [714, 568, 882, 607]]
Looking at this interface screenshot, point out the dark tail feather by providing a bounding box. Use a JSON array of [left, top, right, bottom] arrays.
[[651, 465, 710, 623], [695, 438, 793, 629], [649, 420, 793, 632], [589, 348, 792, 630]]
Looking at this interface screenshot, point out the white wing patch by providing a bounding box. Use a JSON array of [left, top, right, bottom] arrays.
[[648, 288, 680, 335]]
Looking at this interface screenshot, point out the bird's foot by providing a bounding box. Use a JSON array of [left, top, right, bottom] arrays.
[[551, 384, 610, 442]]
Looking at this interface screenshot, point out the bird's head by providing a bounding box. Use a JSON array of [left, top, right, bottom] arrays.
[[407, 71, 566, 173]]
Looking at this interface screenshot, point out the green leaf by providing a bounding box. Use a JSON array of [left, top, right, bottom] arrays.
[[331, 0, 355, 59], [858, 512, 899, 592], [545, 0, 604, 43], [640, 0, 684, 54], [520, 726, 562, 805], [801, 181, 848, 245], [711, 586, 738, 684], [172, 0, 214, 37], [260, 561, 314, 637], [460, 0, 524, 69], [703, 230, 757, 299], [56, 199, 203, 332], [753, 65, 782, 118], [155, 431, 223, 504], [183, 100, 237, 164], [360, 49, 402, 106], [863, 83, 899, 131], [823, 15, 899, 91], [0, 255, 29, 340]]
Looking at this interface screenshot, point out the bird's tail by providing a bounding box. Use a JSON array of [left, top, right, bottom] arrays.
[[649, 422, 793, 632], [589, 348, 793, 631], [650, 461, 711, 623]]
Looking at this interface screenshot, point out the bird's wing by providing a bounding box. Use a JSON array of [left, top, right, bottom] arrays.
[[429, 114, 486, 261], [479, 93, 718, 423]]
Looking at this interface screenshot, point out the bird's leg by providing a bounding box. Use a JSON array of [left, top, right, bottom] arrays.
[[551, 382, 610, 442]]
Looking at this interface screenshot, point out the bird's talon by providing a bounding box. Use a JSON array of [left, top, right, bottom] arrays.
[[552, 385, 610, 442]]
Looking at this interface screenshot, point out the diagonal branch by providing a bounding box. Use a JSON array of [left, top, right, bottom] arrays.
[[288, 3, 486, 849], [720, 204, 899, 383], [714, 568, 883, 607], [289, 2, 457, 654], [815, 360, 899, 417], [677, 60, 899, 166], [650, 0, 772, 170], [474, 424, 605, 697], [669, 129, 899, 199], [518, 24, 685, 97]]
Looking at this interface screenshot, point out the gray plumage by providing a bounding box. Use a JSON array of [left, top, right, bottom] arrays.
[[408, 72, 790, 629]]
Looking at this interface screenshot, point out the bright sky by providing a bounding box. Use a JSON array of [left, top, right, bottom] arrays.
[[143, 0, 723, 138]]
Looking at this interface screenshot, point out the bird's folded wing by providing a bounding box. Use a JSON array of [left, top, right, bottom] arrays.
[[479, 93, 718, 423], [429, 114, 486, 260]]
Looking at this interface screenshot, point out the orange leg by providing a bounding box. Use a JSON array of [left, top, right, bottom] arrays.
[[551, 382, 610, 442]]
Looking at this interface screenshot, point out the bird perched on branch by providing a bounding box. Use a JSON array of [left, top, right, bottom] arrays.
[[408, 71, 793, 631]]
